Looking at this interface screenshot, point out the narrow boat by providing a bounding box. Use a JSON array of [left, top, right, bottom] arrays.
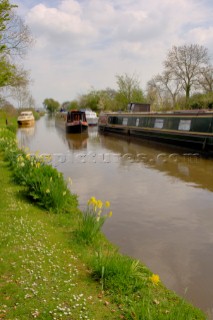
[[98, 109, 213, 154], [55, 110, 88, 133], [80, 108, 98, 126], [17, 111, 35, 127]]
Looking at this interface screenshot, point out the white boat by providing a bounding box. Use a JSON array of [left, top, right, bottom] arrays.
[[80, 109, 98, 126], [17, 111, 35, 127]]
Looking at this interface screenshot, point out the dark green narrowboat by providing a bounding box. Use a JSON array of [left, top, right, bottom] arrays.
[[55, 110, 88, 134], [98, 110, 213, 154]]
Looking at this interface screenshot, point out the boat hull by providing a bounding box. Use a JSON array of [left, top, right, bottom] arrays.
[[66, 123, 88, 133], [87, 119, 98, 126], [17, 119, 35, 127]]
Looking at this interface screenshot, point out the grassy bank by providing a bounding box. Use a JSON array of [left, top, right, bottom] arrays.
[[0, 119, 208, 319]]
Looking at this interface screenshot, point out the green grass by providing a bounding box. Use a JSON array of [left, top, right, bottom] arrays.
[[0, 157, 121, 319], [0, 116, 208, 319]]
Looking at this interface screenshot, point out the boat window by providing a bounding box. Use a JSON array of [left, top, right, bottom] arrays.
[[154, 118, 164, 129], [108, 117, 118, 124], [136, 118, 140, 126], [122, 118, 128, 125], [178, 119, 191, 131]]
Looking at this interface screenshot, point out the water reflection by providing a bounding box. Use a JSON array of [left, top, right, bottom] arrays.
[[18, 125, 35, 148], [99, 134, 213, 193]]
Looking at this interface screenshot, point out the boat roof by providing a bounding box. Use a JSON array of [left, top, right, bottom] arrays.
[[101, 109, 213, 116], [20, 111, 33, 115]]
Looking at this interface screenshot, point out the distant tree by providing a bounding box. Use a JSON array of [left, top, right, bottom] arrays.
[[147, 71, 182, 109], [69, 100, 79, 110], [61, 101, 71, 110], [78, 90, 100, 111], [115, 73, 145, 110], [146, 78, 165, 110], [197, 65, 213, 93], [43, 98, 60, 113], [164, 44, 210, 105], [11, 85, 34, 109], [98, 88, 117, 111]]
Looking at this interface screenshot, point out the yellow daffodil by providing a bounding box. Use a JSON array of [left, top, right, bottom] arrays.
[[97, 200, 103, 209], [108, 211, 113, 217], [150, 274, 160, 285], [88, 196, 97, 206], [105, 201, 110, 208]]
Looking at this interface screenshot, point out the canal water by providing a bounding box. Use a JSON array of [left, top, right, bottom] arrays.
[[17, 115, 213, 316]]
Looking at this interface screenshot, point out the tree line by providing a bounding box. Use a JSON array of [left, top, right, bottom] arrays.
[[44, 44, 213, 114]]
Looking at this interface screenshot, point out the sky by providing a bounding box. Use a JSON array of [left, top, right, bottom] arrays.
[[14, 0, 213, 108]]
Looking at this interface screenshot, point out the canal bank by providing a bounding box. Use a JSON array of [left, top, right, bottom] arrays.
[[0, 121, 207, 319]]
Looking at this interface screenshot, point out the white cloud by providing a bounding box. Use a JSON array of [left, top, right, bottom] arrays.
[[13, 0, 213, 107]]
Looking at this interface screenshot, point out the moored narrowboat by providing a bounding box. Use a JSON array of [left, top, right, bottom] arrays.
[[98, 110, 213, 154], [17, 111, 35, 127], [55, 110, 88, 133]]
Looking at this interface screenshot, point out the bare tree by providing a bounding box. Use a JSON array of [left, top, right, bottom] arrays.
[[0, 9, 34, 60], [148, 71, 182, 109], [164, 44, 210, 105], [146, 78, 164, 110], [11, 85, 32, 109], [197, 65, 213, 93]]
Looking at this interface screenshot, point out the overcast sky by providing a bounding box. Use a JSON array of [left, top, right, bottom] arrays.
[[15, 0, 213, 108]]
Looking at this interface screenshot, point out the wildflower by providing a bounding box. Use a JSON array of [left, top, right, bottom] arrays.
[[46, 189, 50, 193], [63, 191, 66, 196], [105, 201, 110, 208], [97, 200, 103, 209], [26, 153, 31, 160], [108, 211, 113, 217], [20, 162, 25, 167], [35, 162, 40, 168], [88, 196, 97, 206], [150, 274, 160, 285]]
